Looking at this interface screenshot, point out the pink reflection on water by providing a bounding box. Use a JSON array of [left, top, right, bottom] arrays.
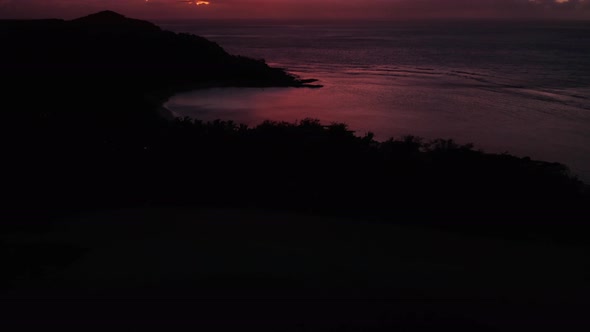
[[166, 69, 590, 180]]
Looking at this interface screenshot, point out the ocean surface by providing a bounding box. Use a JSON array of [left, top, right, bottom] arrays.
[[160, 20, 590, 180]]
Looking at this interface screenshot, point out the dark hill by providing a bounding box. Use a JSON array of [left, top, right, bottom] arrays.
[[71, 10, 156, 26], [1, 10, 308, 93], [1, 11, 315, 131]]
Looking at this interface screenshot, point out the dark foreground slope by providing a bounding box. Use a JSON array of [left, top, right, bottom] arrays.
[[2, 208, 590, 332]]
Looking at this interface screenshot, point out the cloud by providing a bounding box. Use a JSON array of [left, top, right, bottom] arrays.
[[179, 0, 590, 19], [0, 0, 589, 19], [381, 0, 590, 18], [202, 0, 590, 19]]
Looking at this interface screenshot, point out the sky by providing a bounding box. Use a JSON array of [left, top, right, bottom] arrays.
[[1, 0, 589, 20]]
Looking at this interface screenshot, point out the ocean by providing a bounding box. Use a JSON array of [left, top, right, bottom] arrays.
[[160, 20, 590, 180]]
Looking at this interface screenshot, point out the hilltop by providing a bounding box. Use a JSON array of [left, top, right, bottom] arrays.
[[1, 10, 314, 90], [1, 11, 316, 122]]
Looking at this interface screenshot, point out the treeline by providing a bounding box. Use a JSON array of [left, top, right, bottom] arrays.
[[5, 115, 588, 237]]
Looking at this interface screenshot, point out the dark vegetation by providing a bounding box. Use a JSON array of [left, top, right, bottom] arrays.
[[1, 11, 588, 239]]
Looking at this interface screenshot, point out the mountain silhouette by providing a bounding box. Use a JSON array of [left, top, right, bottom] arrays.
[[1, 10, 312, 94], [71, 10, 162, 32], [1, 10, 317, 126], [73, 10, 135, 23]]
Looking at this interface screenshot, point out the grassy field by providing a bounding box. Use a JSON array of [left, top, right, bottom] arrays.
[[3, 208, 590, 331]]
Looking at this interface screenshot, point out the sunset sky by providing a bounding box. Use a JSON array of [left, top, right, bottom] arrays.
[[1, 0, 589, 20]]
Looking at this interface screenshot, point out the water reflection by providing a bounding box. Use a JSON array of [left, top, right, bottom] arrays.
[[166, 69, 590, 180]]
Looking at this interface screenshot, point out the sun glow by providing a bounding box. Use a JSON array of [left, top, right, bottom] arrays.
[[180, 1, 210, 5], [145, 0, 210, 5]]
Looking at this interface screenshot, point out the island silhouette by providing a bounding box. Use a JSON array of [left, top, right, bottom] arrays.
[[1, 11, 590, 332]]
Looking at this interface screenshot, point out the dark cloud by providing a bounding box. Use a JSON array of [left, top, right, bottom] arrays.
[[200, 0, 590, 19]]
